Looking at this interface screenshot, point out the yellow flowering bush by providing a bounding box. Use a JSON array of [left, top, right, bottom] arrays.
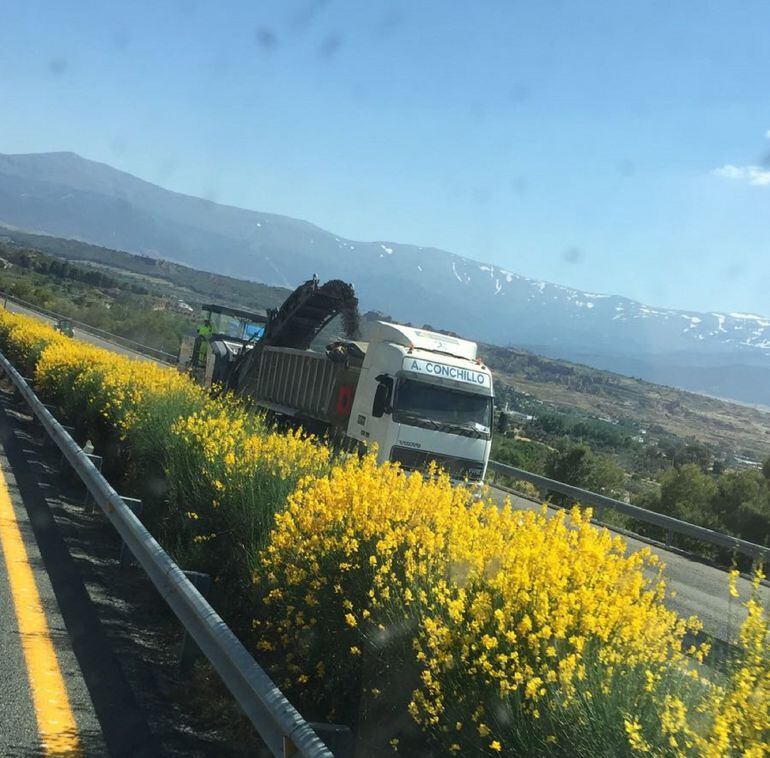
[[0, 311, 66, 375], [0, 311, 329, 603], [165, 403, 331, 587], [32, 330, 209, 496], [407, 504, 703, 755], [256, 456, 474, 723], [255, 455, 718, 754], [171, 405, 330, 482], [35, 336, 205, 435]]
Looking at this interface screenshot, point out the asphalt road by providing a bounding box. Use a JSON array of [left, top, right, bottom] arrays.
[[0, 412, 105, 755], [489, 485, 770, 647]]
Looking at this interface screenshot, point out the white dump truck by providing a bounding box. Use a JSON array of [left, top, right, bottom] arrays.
[[209, 277, 495, 483]]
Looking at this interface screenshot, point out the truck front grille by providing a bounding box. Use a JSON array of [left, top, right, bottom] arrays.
[[389, 446, 484, 482]]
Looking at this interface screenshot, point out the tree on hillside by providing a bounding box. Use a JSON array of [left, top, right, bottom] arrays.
[[492, 436, 551, 475], [634, 463, 770, 558], [657, 464, 719, 529], [762, 456, 770, 483], [714, 469, 770, 545], [658, 439, 714, 472], [546, 443, 625, 503]]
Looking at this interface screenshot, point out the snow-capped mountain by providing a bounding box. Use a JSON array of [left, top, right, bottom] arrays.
[[402, 253, 770, 357], [1, 151, 769, 405]]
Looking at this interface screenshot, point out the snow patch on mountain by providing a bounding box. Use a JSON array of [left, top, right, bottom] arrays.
[[731, 312, 770, 326]]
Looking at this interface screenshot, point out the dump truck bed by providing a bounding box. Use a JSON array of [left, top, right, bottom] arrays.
[[253, 346, 361, 428]]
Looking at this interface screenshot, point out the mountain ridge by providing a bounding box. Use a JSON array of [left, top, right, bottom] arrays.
[[2, 150, 769, 405]]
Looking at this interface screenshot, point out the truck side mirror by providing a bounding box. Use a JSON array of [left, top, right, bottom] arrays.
[[372, 375, 392, 418]]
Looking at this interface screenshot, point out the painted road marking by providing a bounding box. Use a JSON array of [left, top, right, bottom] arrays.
[[0, 464, 81, 755]]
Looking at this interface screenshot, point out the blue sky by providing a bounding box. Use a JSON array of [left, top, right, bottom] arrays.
[[1, 0, 769, 315]]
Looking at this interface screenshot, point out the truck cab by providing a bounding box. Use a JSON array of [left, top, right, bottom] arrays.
[[348, 322, 494, 482]]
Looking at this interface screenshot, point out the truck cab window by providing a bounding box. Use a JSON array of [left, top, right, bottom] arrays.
[[372, 375, 393, 417], [394, 378, 492, 433]]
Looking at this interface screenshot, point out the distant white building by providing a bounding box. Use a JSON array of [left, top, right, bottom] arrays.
[[501, 404, 534, 423], [734, 456, 762, 470]]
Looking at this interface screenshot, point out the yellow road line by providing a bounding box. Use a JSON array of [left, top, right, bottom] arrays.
[[0, 464, 81, 755]]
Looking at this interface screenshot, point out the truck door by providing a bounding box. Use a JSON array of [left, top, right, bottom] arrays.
[[348, 369, 395, 461]]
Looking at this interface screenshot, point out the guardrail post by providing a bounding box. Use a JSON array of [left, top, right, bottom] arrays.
[[83, 453, 103, 512], [179, 571, 211, 672], [119, 498, 144, 568], [14, 377, 34, 402], [37, 404, 59, 449], [284, 725, 353, 758], [308, 724, 353, 758], [59, 425, 77, 471]]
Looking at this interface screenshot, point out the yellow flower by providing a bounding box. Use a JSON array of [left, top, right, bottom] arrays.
[[624, 716, 650, 753]]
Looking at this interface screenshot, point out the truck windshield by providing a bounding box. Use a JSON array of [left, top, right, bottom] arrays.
[[394, 378, 492, 434]]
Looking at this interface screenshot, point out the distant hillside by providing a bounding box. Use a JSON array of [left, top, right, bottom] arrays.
[[1, 150, 769, 405], [0, 225, 290, 313], [482, 344, 770, 462]]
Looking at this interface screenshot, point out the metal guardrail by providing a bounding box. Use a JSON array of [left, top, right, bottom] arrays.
[[0, 290, 178, 364], [488, 459, 770, 563], [0, 351, 332, 758]]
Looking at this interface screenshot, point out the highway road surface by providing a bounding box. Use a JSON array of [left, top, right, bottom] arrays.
[[0, 409, 105, 754]]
